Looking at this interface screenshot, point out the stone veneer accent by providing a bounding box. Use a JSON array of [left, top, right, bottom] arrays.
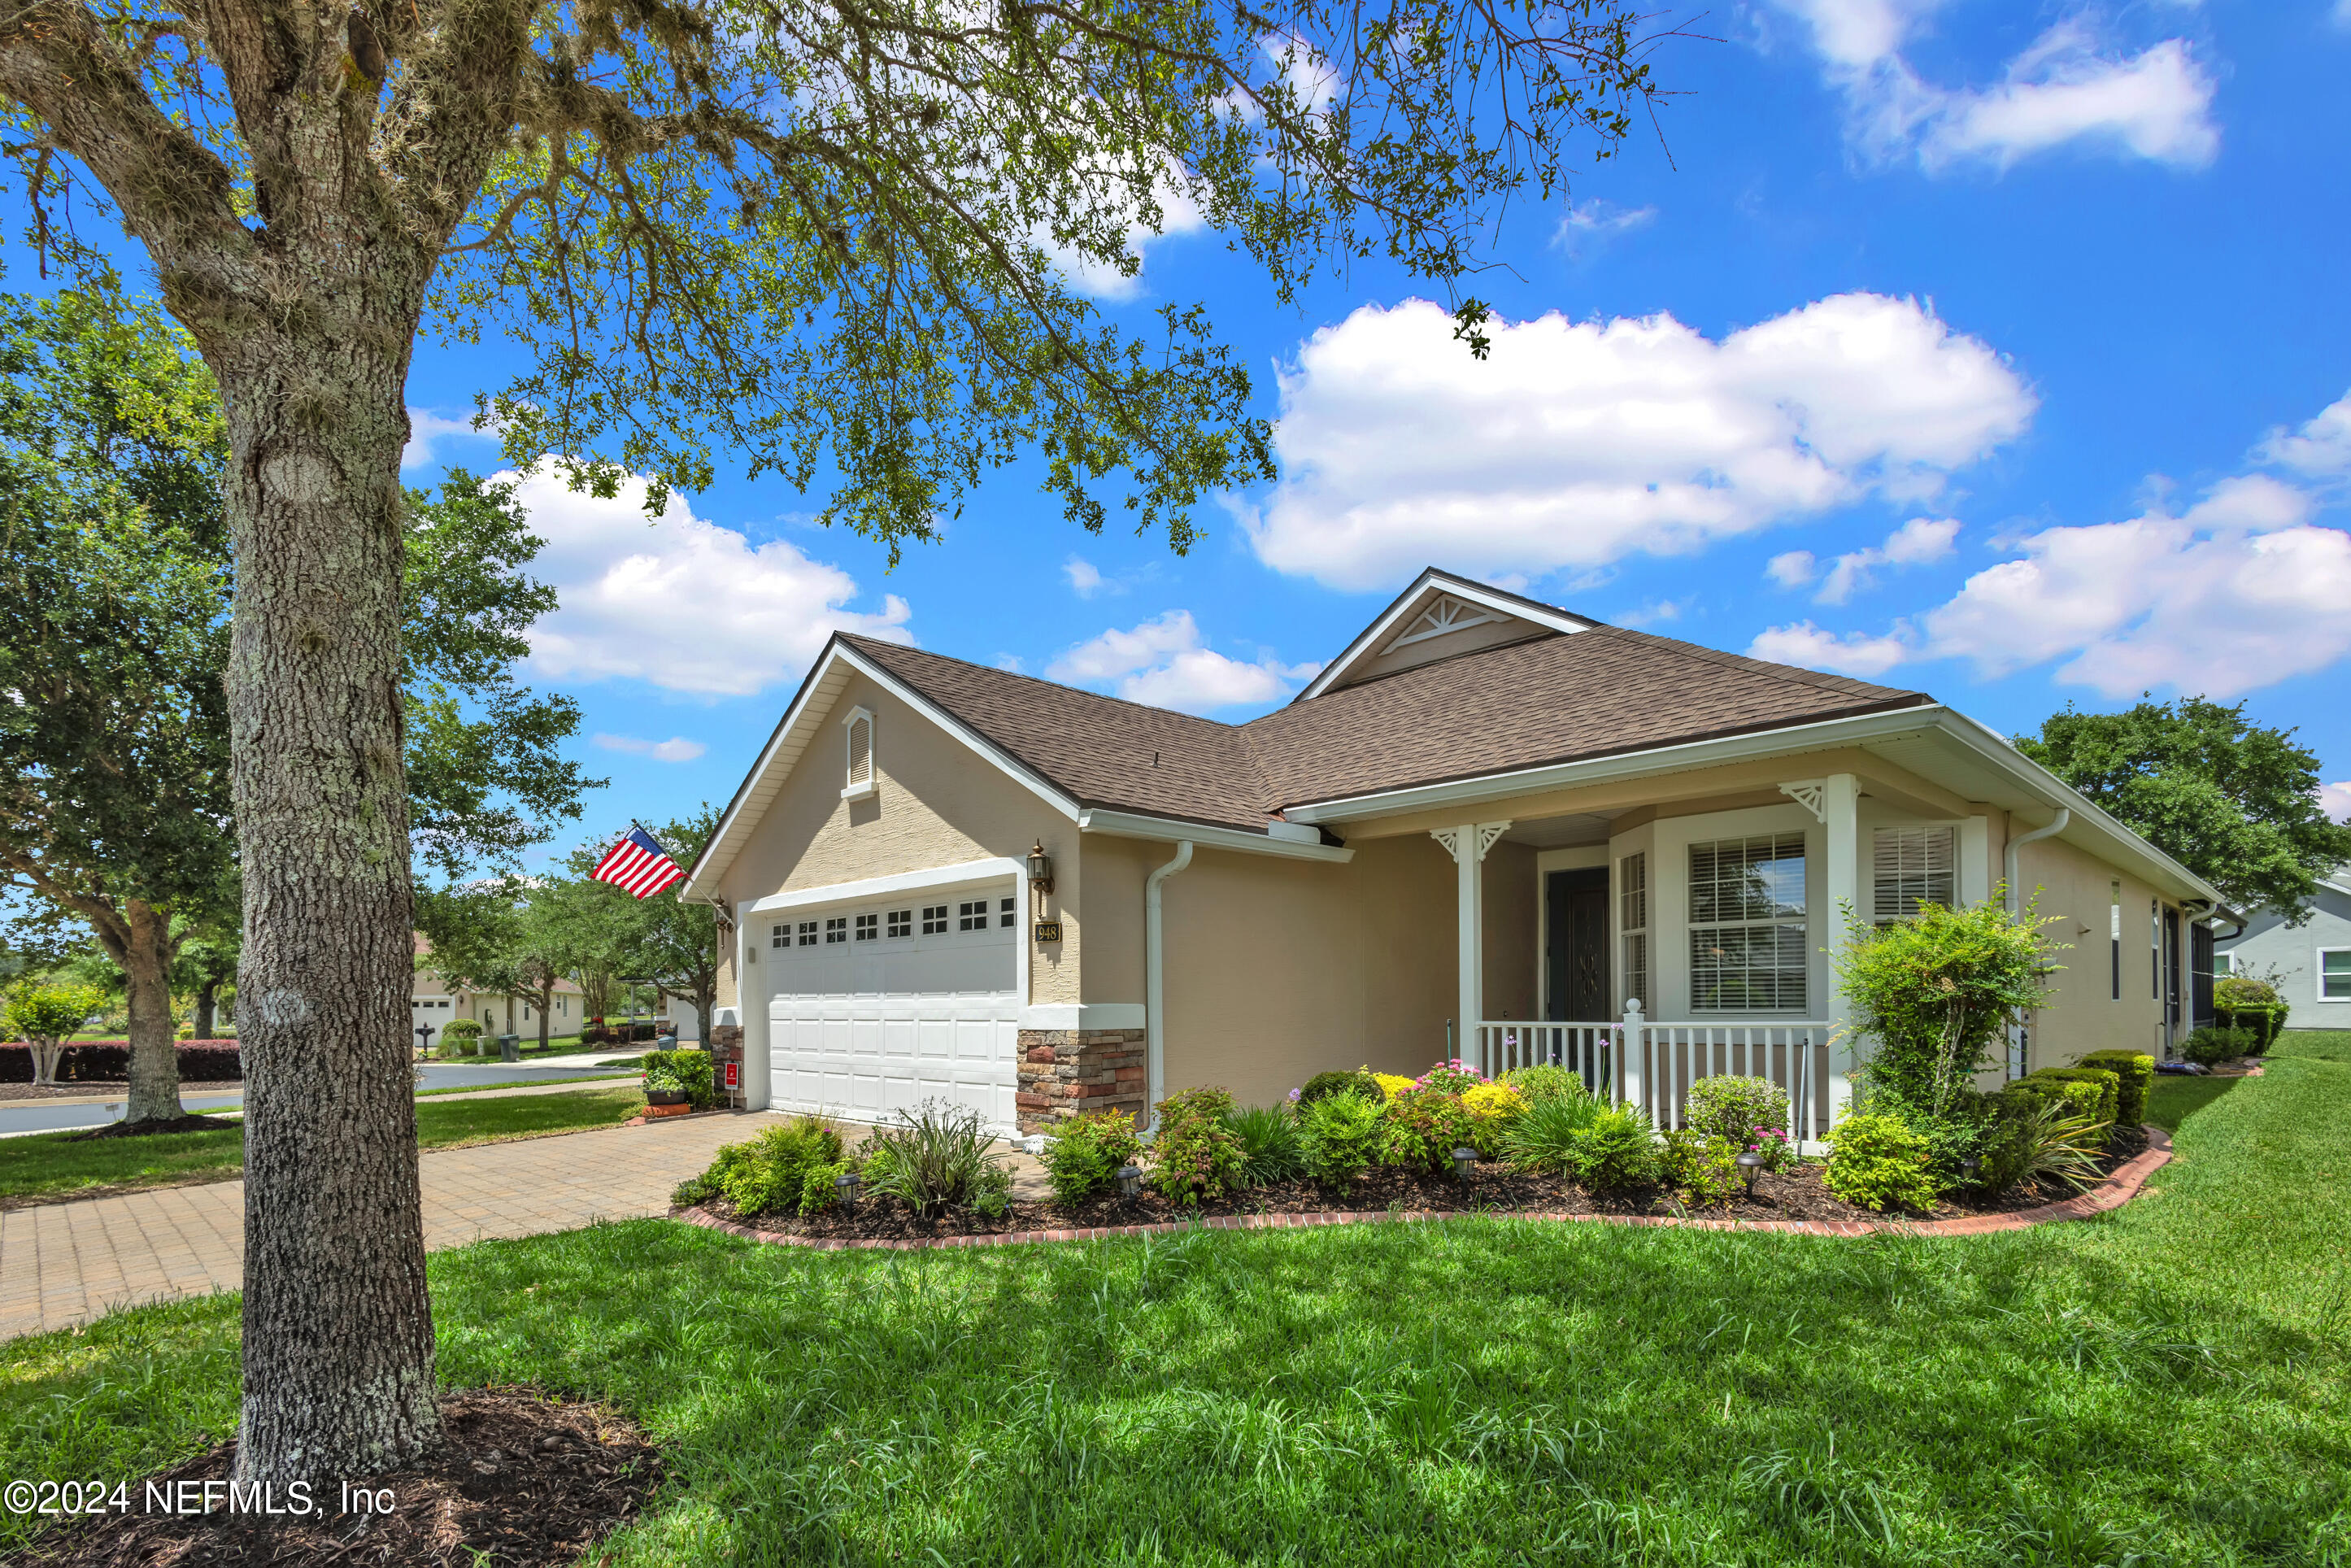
[[1016, 1027, 1147, 1134]]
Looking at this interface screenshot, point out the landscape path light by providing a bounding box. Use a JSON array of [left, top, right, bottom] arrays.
[[835, 1169, 862, 1207], [1736, 1150, 1764, 1196], [1452, 1147, 1478, 1181], [1116, 1163, 1143, 1200]]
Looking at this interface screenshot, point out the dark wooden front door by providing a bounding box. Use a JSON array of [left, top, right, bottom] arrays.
[[1546, 868, 1609, 1021]]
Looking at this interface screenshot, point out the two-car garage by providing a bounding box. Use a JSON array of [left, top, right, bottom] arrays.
[[760, 869, 1025, 1133]]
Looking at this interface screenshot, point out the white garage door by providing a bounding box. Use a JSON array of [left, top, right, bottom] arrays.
[[765, 879, 1021, 1132]]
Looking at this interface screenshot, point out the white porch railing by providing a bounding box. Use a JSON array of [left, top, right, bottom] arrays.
[[1472, 1008, 1835, 1144]]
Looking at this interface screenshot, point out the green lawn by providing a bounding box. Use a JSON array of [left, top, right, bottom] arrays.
[[5, 1049, 2348, 1563], [412, 1072, 639, 1097], [0, 1088, 647, 1204]]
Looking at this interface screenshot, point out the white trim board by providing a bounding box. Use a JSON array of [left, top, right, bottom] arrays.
[[1077, 808, 1356, 863], [1020, 1003, 1147, 1030], [1295, 568, 1600, 703]]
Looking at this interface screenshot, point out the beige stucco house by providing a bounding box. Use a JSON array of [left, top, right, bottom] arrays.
[[409, 933, 587, 1044], [681, 568, 2232, 1141]]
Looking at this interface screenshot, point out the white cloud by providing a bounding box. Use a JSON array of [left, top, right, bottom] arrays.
[[1774, 5, 2218, 173], [1037, 166, 1206, 303], [2257, 390, 2351, 478], [1064, 557, 1108, 596], [1552, 198, 1657, 256], [1782, 515, 1960, 603], [594, 734, 707, 763], [1243, 293, 2031, 591], [1747, 621, 1915, 677], [503, 465, 913, 697], [2319, 782, 2351, 823], [1044, 610, 1319, 715], [403, 407, 497, 471]]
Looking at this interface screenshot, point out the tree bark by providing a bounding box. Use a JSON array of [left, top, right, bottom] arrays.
[[194, 980, 218, 1041], [195, 285, 442, 1487], [118, 899, 185, 1125]]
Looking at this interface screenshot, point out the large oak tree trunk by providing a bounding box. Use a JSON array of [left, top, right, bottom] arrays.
[[194, 981, 218, 1041], [118, 899, 185, 1125], [201, 285, 441, 1487]]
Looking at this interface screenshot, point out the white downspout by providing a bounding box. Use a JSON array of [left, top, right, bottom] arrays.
[[2005, 808, 2071, 912], [1144, 840, 1194, 1134]]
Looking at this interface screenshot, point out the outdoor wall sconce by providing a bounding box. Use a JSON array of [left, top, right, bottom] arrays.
[[1027, 840, 1055, 895], [835, 1169, 863, 1206], [1452, 1147, 1478, 1181], [1736, 1150, 1764, 1196], [1116, 1163, 1143, 1199]]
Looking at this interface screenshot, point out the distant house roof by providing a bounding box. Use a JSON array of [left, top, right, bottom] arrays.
[[838, 611, 1931, 831]]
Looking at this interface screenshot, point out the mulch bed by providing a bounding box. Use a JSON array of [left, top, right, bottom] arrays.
[[67, 1115, 234, 1140], [699, 1126, 2154, 1243], [20, 1387, 660, 1567]]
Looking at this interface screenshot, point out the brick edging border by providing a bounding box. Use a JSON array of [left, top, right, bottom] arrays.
[[667, 1126, 2171, 1253]]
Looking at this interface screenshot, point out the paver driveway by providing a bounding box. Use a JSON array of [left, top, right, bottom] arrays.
[[0, 1110, 773, 1342]]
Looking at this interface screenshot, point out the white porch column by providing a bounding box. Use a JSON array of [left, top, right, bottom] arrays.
[[1822, 773, 1860, 1125], [1433, 822, 1510, 1069], [738, 917, 772, 1111]]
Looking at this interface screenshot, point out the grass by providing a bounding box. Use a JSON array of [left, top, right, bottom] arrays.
[[412, 1072, 640, 1097], [6, 1043, 2349, 1564], [0, 1089, 647, 1204]]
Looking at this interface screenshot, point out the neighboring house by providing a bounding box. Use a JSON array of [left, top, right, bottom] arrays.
[[2213, 865, 2351, 1030], [408, 933, 587, 1043], [681, 568, 2233, 1139]]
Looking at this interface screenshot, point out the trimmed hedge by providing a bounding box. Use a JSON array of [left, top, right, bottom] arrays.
[[2033, 1066, 2121, 1127], [642, 1048, 714, 1110], [0, 1041, 242, 1083], [2000, 1072, 2104, 1125], [2216, 1003, 2289, 1052], [2074, 1050, 2153, 1128]]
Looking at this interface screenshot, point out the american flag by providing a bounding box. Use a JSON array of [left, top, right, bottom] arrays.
[[591, 825, 686, 899]]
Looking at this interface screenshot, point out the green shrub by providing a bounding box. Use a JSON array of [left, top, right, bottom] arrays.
[[2075, 1050, 2154, 1127], [1499, 1065, 1587, 1106], [1375, 1087, 1479, 1175], [1298, 1091, 1386, 1189], [2213, 973, 2276, 1009], [799, 1160, 851, 1216], [2034, 1067, 2120, 1127], [970, 1161, 1014, 1222], [860, 1099, 1005, 1217], [1683, 1075, 1791, 1151], [2001, 1074, 2103, 1124], [1296, 1069, 1382, 1108], [1822, 1113, 1939, 1213], [2218, 1003, 2289, 1051], [1834, 896, 2061, 1119], [1224, 1104, 1306, 1187], [2183, 1023, 2253, 1065], [1413, 1058, 1486, 1095], [1570, 1104, 1659, 1194], [1499, 1089, 1604, 1175], [1150, 1086, 1245, 1205], [641, 1048, 714, 1109], [694, 1117, 845, 1217], [1040, 1110, 1144, 1204], [1659, 1128, 1744, 1207], [1995, 1098, 2108, 1195]]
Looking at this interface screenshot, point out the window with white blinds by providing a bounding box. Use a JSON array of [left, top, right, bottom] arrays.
[[1871, 826, 1956, 924], [1688, 833, 1808, 1013], [1617, 852, 1648, 1011]]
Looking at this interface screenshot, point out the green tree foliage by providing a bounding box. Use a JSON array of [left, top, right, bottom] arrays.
[[4, 979, 106, 1084], [562, 808, 725, 1038], [2018, 698, 2351, 921]]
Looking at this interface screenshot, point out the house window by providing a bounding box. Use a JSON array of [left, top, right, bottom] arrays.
[[825, 917, 847, 944], [855, 912, 878, 941], [1688, 833, 1808, 1013], [2323, 950, 2351, 1001], [2151, 899, 2161, 1000], [958, 899, 989, 932], [887, 909, 912, 939], [1617, 852, 1648, 1011], [999, 896, 1017, 930], [2210, 951, 2234, 978], [798, 920, 818, 947], [1872, 826, 1955, 923], [921, 904, 948, 935]]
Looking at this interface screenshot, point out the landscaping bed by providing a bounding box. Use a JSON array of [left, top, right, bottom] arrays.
[[18, 1387, 659, 1568], [692, 1124, 2154, 1242]]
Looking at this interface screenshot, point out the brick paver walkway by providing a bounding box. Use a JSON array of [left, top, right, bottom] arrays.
[[0, 1111, 772, 1342]]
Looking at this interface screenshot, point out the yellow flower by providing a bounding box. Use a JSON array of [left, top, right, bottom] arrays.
[[1373, 1073, 1419, 1100], [1462, 1082, 1526, 1122]]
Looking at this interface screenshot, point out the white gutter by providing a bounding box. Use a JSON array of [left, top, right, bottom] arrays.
[[1078, 808, 1353, 863], [2005, 809, 2071, 913], [1143, 840, 1193, 1134]]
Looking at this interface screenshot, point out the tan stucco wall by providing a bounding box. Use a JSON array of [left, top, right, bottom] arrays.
[[2014, 832, 2172, 1066], [1151, 835, 1461, 1108], [711, 670, 1080, 1004]]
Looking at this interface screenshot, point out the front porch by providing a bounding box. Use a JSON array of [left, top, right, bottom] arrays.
[[1416, 771, 1985, 1146]]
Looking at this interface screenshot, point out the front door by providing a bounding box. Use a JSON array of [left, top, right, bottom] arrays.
[[1546, 868, 1609, 1021]]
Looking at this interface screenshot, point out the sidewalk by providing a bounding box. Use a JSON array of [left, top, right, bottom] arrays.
[[0, 1109, 767, 1342]]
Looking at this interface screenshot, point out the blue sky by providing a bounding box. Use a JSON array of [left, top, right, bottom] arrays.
[[180, 4, 2351, 867]]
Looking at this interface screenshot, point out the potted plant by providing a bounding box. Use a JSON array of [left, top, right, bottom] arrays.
[[645, 1065, 690, 1107]]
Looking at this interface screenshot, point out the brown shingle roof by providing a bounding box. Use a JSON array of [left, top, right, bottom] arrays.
[[843, 625, 1931, 832]]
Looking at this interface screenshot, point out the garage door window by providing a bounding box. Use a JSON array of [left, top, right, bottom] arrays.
[[888, 909, 912, 939], [958, 899, 990, 931], [999, 896, 1017, 929], [797, 921, 817, 947], [855, 912, 878, 941], [825, 917, 847, 943], [921, 904, 947, 934]]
